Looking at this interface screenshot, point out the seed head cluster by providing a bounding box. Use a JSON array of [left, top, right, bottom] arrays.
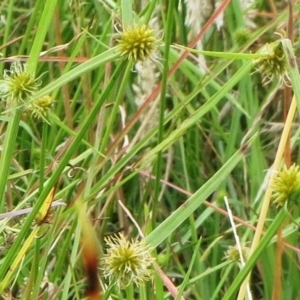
[[225, 245, 249, 262], [0, 62, 41, 106], [101, 233, 154, 288], [0, 62, 52, 119], [118, 25, 158, 61], [271, 164, 300, 207], [30, 95, 53, 119], [224, 244, 250, 268], [254, 41, 290, 86]]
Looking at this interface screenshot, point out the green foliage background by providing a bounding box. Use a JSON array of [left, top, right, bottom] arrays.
[[0, 0, 300, 299]]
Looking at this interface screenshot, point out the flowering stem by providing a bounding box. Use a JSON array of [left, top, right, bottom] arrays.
[[27, 0, 59, 73], [145, 145, 250, 248], [33, 48, 119, 99], [39, 122, 48, 194], [0, 109, 21, 208], [142, 0, 158, 24], [99, 61, 133, 154], [153, 0, 174, 228], [126, 284, 134, 299], [172, 44, 262, 60], [121, 0, 133, 27]]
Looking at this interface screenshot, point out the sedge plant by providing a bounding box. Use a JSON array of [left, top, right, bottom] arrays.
[[1, 1, 300, 300]]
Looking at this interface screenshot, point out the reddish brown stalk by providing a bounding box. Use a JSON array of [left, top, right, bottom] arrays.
[[53, 8, 73, 129], [273, 2, 294, 299], [154, 262, 185, 300], [0, 56, 89, 63]]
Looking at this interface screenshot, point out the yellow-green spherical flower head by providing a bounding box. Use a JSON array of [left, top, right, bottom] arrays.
[[224, 244, 249, 264], [254, 40, 289, 86], [271, 164, 300, 207], [0, 61, 41, 107], [29, 95, 53, 119], [117, 25, 158, 62], [101, 233, 154, 288]]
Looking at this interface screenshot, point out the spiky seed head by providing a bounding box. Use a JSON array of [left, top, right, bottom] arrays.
[[28, 95, 53, 119], [224, 244, 250, 267], [271, 164, 300, 207], [253, 41, 290, 86], [0, 62, 41, 107], [101, 233, 154, 288], [117, 25, 158, 61]]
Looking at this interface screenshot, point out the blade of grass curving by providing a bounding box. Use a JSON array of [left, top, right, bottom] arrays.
[[51, 219, 77, 292], [27, 0, 59, 73], [32, 48, 119, 99], [173, 45, 261, 60], [87, 61, 253, 201], [188, 261, 232, 286], [0, 0, 58, 215], [121, 0, 133, 27], [0, 0, 14, 73], [223, 208, 286, 300], [145, 143, 252, 248], [175, 237, 202, 300], [0, 0, 46, 210], [0, 226, 40, 291], [18, 1, 45, 55], [0, 109, 21, 209], [140, 61, 253, 165], [97, 9, 289, 159], [140, 0, 158, 23], [99, 61, 133, 154], [152, 0, 175, 228]]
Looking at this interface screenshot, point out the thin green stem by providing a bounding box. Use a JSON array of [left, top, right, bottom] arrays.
[[121, 0, 133, 27], [152, 0, 174, 229], [0, 61, 126, 279], [126, 284, 134, 299], [39, 122, 48, 194], [145, 145, 250, 247], [99, 61, 132, 155], [0, 110, 21, 209], [223, 209, 286, 300], [27, 0, 59, 73], [172, 44, 263, 60]]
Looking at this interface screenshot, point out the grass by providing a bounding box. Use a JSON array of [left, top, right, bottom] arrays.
[[0, 0, 300, 299]]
